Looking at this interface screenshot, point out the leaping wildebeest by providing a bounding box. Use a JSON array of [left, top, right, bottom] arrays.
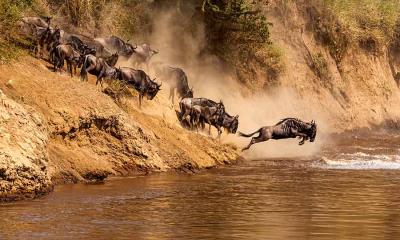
[[80, 54, 120, 87], [239, 118, 317, 151], [117, 67, 162, 108]]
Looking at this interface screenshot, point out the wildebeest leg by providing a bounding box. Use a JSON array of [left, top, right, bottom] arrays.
[[242, 136, 267, 151], [294, 132, 308, 145], [53, 55, 57, 71], [67, 61, 72, 77], [180, 108, 191, 128], [73, 63, 77, 76], [193, 112, 201, 132], [83, 64, 95, 82], [216, 126, 222, 141], [169, 87, 175, 105], [96, 70, 105, 86], [299, 136, 309, 145], [138, 94, 143, 109]]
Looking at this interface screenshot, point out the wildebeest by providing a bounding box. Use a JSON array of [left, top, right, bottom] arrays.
[[80, 54, 120, 87], [105, 52, 119, 67], [179, 97, 225, 133], [94, 35, 136, 58], [35, 26, 61, 58], [130, 44, 158, 70], [51, 44, 81, 76], [64, 35, 96, 56], [193, 108, 238, 138], [219, 113, 239, 135], [117, 67, 162, 108], [155, 66, 193, 104], [239, 118, 317, 151]]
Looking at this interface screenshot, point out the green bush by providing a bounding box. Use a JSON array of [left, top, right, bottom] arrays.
[[202, 0, 284, 85], [311, 52, 330, 80], [0, 0, 47, 62]]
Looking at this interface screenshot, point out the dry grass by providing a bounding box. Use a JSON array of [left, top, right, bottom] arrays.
[[312, 0, 400, 54]]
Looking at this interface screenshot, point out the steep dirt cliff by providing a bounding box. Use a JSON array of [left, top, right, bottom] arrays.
[[258, 1, 400, 131], [0, 57, 239, 201], [0, 89, 52, 201]]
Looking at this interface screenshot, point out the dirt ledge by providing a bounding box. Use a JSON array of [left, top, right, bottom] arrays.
[[0, 57, 240, 202]]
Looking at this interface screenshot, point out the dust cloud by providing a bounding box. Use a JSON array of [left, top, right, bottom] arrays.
[[120, 4, 330, 158]]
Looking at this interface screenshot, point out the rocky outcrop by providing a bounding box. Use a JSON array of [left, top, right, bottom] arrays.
[[0, 90, 52, 201]]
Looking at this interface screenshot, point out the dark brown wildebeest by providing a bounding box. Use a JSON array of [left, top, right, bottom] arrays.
[[219, 112, 239, 135], [155, 66, 193, 104], [52, 44, 81, 77], [35, 26, 61, 58], [239, 118, 317, 151], [105, 52, 119, 67], [117, 67, 162, 108], [192, 107, 238, 139], [63, 35, 96, 56], [179, 97, 225, 132], [80, 54, 120, 87], [94, 35, 136, 58], [130, 44, 158, 70]]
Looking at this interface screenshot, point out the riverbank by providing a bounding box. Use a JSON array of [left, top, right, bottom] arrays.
[[2, 131, 400, 240], [0, 56, 240, 202]]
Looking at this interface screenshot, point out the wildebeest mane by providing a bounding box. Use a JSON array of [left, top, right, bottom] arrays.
[[276, 117, 310, 131]]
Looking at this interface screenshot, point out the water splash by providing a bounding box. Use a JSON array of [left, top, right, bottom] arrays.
[[316, 152, 400, 170]]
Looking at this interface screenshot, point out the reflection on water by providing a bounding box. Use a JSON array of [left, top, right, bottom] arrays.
[[1, 133, 400, 240]]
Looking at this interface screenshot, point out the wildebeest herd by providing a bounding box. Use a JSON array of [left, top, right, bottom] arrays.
[[18, 16, 318, 151]]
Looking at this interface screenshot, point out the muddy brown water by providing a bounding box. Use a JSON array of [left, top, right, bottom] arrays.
[[1, 132, 400, 239]]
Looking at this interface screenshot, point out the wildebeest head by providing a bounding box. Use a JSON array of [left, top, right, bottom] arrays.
[[223, 114, 239, 134], [124, 41, 136, 56], [183, 87, 194, 98], [106, 52, 119, 67], [40, 16, 52, 25], [53, 27, 61, 39], [217, 100, 225, 113], [83, 46, 96, 55], [309, 120, 317, 142], [146, 78, 162, 100], [230, 115, 239, 133]]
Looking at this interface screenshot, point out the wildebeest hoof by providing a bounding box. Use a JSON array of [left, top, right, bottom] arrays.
[[299, 141, 304, 145]]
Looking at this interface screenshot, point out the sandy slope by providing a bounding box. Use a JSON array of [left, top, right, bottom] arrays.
[[0, 56, 239, 201]]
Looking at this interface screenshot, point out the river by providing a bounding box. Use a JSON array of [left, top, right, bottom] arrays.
[[1, 132, 400, 239]]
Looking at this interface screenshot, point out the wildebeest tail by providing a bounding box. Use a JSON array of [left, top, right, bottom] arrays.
[[238, 129, 260, 138]]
